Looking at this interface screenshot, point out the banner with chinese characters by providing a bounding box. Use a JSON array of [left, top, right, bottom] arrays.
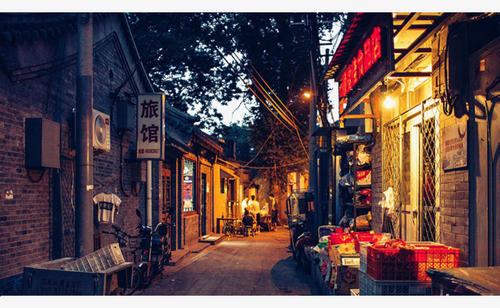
[[137, 93, 165, 160]]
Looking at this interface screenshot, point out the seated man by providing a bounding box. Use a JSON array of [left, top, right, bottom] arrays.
[[242, 209, 255, 236]]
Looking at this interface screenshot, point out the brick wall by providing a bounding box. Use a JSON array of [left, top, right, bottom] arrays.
[[432, 17, 470, 266], [0, 15, 150, 293]]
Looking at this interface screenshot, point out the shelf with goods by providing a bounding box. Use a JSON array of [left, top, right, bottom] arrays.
[[335, 136, 372, 232]]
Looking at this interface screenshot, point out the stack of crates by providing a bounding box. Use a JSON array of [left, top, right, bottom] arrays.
[[359, 241, 459, 295], [400, 243, 460, 281]]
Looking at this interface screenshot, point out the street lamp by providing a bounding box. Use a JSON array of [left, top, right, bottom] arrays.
[[383, 96, 395, 109], [303, 91, 312, 99]]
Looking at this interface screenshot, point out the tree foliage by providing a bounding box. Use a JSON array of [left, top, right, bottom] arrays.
[[129, 13, 352, 189]]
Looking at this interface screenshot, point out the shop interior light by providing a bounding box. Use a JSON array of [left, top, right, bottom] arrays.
[[383, 96, 396, 109]]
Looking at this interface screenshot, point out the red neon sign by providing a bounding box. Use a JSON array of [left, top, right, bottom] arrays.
[[339, 26, 382, 99]]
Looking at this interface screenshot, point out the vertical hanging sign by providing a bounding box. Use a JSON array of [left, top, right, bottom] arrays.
[[137, 93, 165, 160]]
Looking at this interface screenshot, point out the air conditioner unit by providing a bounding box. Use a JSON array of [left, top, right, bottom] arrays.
[[93, 108, 111, 152]]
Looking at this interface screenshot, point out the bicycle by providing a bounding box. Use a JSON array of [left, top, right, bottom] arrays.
[[222, 220, 237, 238], [102, 225, 142, 294]]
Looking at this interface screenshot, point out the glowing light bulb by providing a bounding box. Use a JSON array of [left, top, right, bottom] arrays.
[[303, 92, 311, 99], [383, 96, 395, 109]]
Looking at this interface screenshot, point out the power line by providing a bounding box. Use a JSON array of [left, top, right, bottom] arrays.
[[239, 159, 308, 170], [212, 44, 295, 133], [205, 19, 298, 133], [240, 131, 273, 168], [205, 18, 309, 159], [228, 51, 310, 159], [227, 52, 299, 131]]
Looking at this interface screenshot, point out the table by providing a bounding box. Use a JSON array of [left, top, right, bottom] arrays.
[[216, 218, 240, 234], [426, 266, 500, 295]]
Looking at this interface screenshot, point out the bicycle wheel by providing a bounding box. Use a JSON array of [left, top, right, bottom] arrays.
[[139, 263, 151, 287], [125, 265, 142, 295]]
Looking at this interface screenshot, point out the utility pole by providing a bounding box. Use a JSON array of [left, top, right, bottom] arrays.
[[75, 13, 94, 257], [307, 13, 320, 232]]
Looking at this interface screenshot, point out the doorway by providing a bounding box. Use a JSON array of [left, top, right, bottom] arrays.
[[201, 173, 207, 235], [162, 167, 173, 250], [383, 100, 440, 242]]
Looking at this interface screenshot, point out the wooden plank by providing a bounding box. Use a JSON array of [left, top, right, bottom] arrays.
[[428, 267, 500, 295]]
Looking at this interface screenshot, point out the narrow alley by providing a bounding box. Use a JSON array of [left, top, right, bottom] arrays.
[[137, 228, 320, 295]]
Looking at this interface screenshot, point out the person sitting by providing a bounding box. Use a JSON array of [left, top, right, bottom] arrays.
[[242, 209, 255, 236]]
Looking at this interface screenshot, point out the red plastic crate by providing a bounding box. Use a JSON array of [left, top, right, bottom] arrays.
[[366, 239, 413, 280], [400, 244, 460, 281], [366, 245, 412, 280], [352, 232, 386, 253]]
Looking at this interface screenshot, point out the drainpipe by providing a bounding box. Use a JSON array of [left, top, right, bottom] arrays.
[[75, 13, 94, 257], [147, 160, 152, 227]]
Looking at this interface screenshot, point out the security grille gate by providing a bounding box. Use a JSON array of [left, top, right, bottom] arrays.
[[420, 103, 440, 242], [382, 100, 440, 242], [382, 120, 402, 238]]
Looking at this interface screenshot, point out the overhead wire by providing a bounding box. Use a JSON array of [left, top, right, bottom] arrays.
[[230, 52, 301, 131], [228, 52, 309, 159], [212, 44, 294, 133], [227, 52, 298, 131], [240, 130, 274, 168], [246, 59, 302, 126], [204, 19, 296, 132], [205, 18, 309, 159], [240, 159, 308, 169]]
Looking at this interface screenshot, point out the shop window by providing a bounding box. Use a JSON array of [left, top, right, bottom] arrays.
[[183, 159, 195, 212]]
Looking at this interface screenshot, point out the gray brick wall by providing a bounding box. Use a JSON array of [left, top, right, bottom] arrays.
[[0, 16, 150, 293]]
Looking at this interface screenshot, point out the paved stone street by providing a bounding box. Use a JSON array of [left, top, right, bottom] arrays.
[[137, 227, 320, 295]]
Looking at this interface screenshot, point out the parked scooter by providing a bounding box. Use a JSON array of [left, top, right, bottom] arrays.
[[135, 209, 171, 287]]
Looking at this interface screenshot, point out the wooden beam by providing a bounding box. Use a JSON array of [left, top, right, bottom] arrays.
[[393, 13, 420, 38], [394, 47, 432, 54], [394, 24, 431, 31], [395, 13, 453, 65], [390, 72, 432, 78], [341, 114, 376, 119]]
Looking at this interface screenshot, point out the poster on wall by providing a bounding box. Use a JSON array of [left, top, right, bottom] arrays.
[[442, 119, 467, 171], [183, 176, 193, 199], [137, 93, 165, 160]]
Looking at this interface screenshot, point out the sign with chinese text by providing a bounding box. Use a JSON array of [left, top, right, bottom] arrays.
[[442, 119, 467, 171], [339, 26, 383, 99], [137, 94, 165, 160], [337, 14, 394, 113]]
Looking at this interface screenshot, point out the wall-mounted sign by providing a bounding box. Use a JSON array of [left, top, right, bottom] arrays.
[[336, 13, 394, 113], [442, 120, 467, 171], [137, 93, 165, 160], [339, 26, 383, 99]]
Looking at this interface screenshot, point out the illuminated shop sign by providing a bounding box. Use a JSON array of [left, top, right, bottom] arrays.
[[335, 14, 394, 114], [339, 26, 382, 99]]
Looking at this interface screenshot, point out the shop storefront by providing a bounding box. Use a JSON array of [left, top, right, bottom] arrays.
[[313, 12, 500, 295]]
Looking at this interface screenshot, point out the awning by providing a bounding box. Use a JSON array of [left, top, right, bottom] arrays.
[[322, 13, 450, 120], [220, 169, 235, 179]]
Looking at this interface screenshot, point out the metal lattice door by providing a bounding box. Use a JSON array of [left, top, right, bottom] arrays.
[[382, 120, 401, 238], [419, 104, 440, 242]]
